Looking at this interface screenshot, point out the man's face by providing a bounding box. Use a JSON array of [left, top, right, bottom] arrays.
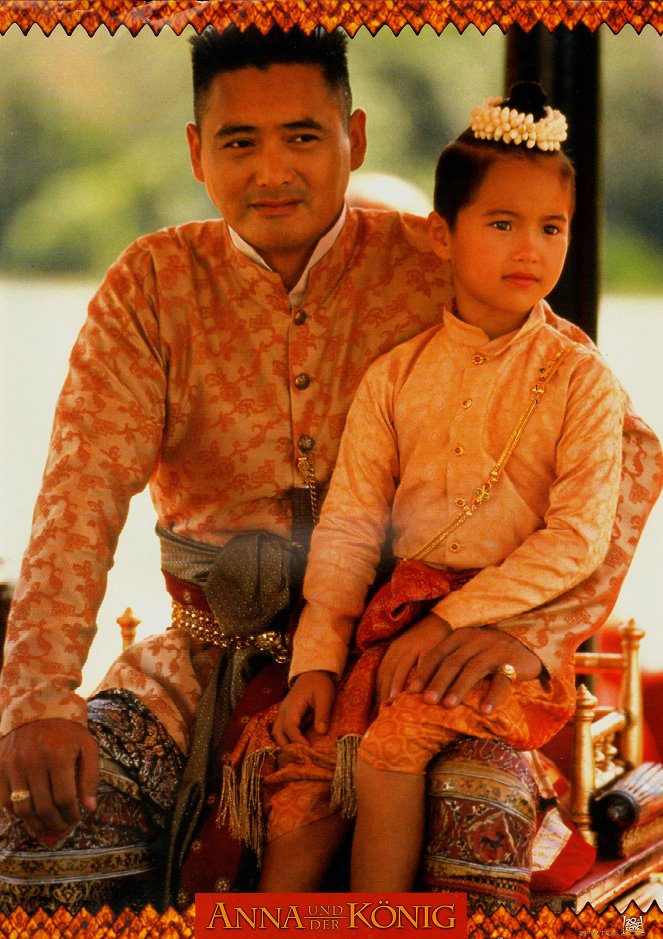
[[187, 63, 367, 289]]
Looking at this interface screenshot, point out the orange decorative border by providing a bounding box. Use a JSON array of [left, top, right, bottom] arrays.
[[0, 0, 662, 36], [0, 900, 661, 937], [1, 0, 661, 934]]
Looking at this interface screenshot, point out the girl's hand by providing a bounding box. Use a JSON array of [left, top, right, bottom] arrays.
[[271, 670, 336, 747], [376, 613, 452, 703]]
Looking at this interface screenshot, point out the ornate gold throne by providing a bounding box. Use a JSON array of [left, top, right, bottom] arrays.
[[533, 619, 663, 911], [569, 618, 645, 844]]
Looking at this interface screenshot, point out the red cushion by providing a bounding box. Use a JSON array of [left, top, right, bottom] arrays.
[[531, 808, 597, 892]]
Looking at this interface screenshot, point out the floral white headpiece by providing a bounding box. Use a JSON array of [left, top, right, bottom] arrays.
[[470, 97, 568, 151]]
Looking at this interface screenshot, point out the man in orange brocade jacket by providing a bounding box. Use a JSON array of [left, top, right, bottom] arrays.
[[0, 24, 660, 913]]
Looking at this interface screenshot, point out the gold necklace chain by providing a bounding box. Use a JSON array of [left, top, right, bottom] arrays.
[[297, 455, 320, 526], [405, 345, 574, 562]]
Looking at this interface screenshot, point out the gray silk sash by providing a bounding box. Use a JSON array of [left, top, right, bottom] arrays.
[[157, 523, 292, 634]]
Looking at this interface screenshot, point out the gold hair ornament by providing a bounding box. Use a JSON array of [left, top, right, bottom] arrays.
[[470, 98, 568, 151]]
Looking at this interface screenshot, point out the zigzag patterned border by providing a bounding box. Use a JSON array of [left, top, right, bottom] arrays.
[[0, 900, 660, 936], [0, 0, 662, 36], [1, 0, 661, 933]]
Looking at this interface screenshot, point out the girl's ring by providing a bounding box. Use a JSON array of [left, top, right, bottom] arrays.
[[497, 663, 517, 681]]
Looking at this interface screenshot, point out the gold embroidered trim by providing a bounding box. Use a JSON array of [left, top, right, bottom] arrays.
[[0, 841, 153, 881], [99, 757, 141, 801], [405, 346, 574, 562], [171, 599, 289, 662]]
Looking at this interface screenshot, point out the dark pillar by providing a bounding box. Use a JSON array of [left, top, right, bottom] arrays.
[[506, 25, 601, 341], [0, 582, 12, 672]]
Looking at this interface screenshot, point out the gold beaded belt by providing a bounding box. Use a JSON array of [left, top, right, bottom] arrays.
[[170, 597, 289, 663]]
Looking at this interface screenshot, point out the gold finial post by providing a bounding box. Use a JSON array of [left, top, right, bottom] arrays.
[[116, 607, 140, 650], [569, 682, 599, 844], [619, 618, 645, 768]]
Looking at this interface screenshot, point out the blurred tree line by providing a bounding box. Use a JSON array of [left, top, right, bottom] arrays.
[[0, 23, 661, 293]]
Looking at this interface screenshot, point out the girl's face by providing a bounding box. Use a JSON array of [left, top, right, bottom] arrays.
[[430, 156, 572, 339]]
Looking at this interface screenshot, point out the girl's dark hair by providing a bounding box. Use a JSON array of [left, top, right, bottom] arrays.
[[433, 82, 576, 227], [190, 25, 352, 127]]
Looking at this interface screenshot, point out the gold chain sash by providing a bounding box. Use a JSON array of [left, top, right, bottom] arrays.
[[405, 345, 574, 562]]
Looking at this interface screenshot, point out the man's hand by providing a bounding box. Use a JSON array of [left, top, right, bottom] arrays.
[[407, 626, 543, 714], [271, 671, 336, 747], [0, 719, 99, 840], [376, 613, 452, 703]]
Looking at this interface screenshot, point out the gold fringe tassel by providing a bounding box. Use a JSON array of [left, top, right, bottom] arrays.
[[217, 762, 241, 834], [217, 749, 277, 862], [219, 736, 361, 860], [330, 734, 361, 819]]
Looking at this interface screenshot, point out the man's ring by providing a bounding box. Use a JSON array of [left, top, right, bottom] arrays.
[[497, 663, 517, 682], [9, 790, 31, 804]]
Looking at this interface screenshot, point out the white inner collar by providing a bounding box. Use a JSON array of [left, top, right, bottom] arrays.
[[227, 205, 347, 307]]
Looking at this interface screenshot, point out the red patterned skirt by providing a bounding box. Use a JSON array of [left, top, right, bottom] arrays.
[[221, 560, 575, 853]]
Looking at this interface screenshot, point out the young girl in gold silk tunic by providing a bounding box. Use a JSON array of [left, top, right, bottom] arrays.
[[225, 83, 626, 893]]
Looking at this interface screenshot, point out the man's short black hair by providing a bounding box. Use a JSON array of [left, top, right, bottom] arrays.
[[190, 24, 352, 126]]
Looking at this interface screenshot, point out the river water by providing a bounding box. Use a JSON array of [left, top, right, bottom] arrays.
[[1, 279, 661, 692]]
